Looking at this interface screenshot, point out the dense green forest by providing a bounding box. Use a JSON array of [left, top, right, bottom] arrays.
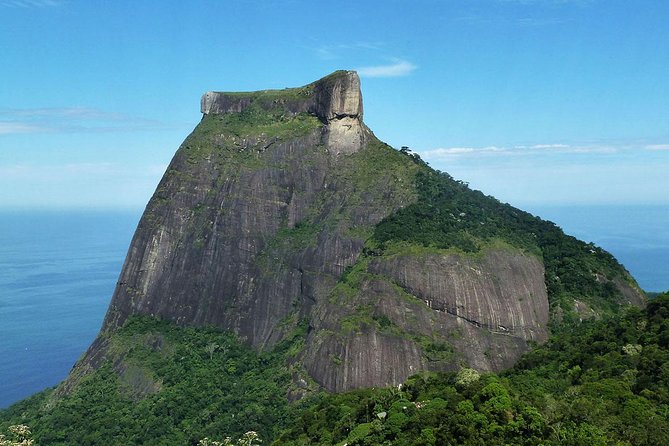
[[0, 317, 302, 445], [2, 293, 667, 445]]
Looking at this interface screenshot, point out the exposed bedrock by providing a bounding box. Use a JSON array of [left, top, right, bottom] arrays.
[[370, 249, 550, 343], [200, 70, 365, 155], [200, 70, 362, 121], [302, 248, 550, 392], [100, 74, 416, 353]]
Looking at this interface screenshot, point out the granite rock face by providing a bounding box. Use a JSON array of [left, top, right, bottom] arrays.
[[301, 246, 550, 391], [201, 70, 362, 120], [200, 71, 364, 156], [70, 71, 644, 394], [100, 72, 408, 354]]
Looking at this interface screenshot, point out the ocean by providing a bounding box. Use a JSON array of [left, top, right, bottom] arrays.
[[0, 211, 139, 408], [0, 206, 667, 408]]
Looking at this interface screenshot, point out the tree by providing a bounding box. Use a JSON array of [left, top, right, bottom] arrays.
[[205, 342, 220, 360], [199, 431, 261, 446], [0, 425, 34, 446]]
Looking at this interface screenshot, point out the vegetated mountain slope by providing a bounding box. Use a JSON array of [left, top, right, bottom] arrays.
[[0, 316, 301, 444], [63, 70, 643, 397], [274, 292, 669, 446], [2, 295, 664, 445]]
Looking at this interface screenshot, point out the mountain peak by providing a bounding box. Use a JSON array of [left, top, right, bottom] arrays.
[[200, 70, 365, 155], [200, 70, 362, 122], [311, 70, 362, 121]]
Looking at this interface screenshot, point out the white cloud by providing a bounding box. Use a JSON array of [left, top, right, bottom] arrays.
[[646, 144, 669, 151], [419, 143, 618, 160], [314, 42, 381, 60], [422, 146, 504, 157], [0, 107, 126, 120], [356, 59, 417, 78], [518, 143, 570, 149], [416, 139, 668, 205], [0, 0, 62, 7], [444, 160, 669, 206], [0, 163, 115, 179], [0, 106, 169, 134], [0, 122, 47, 134], [0, 162, 169, 180]]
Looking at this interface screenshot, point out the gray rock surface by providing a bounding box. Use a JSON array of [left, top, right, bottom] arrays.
[[301, 247, 549, 391], [99, 72, 411, 353], [370, 249, 549, 343], [200, 71, 365, 156], [201, 70, 362, 121]]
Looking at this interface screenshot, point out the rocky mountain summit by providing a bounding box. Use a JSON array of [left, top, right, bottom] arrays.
[[68, 71, 644, 395], [201, 70, 364, 155]]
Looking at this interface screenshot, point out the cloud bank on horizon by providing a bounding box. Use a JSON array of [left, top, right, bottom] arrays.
[[419, 142, 667, 160], [0, 107, 171, 134]]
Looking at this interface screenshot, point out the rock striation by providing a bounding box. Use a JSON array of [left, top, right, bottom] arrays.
[[301, 246, 550, 391], [69, 71, 645, 395]]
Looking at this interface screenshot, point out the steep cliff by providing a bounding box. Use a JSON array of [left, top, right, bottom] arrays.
[[68, 70, 644, 394]]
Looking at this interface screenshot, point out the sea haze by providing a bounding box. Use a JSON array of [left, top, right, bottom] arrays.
[[0, 210, 139, 408], [0, 205, 666, 409]]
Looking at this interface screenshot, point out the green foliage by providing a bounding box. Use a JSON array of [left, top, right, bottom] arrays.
[[0, 424, 34, 446], [257, 221, 322, 267], [0, 105, 658, 445], [274, 374, 550, 446], [215, 109, 320, 141], [199, 430, 262, 446], [182, 110, 321, 166], [0, 316, 302, 445], [275, 293, 669, 445], [455, 368, 481, 388]]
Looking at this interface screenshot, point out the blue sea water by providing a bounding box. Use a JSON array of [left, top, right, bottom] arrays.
[[0, 210, 140, 408], [0, 206, 667, 409]]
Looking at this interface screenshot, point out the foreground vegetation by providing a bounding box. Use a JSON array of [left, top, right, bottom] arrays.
[[2, 293, 667, 445], [0, 317, 302, 445], [277, 292, 669, 445]]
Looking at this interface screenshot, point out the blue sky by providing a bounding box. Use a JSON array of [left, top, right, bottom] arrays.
[[1, 0, 668, 209]]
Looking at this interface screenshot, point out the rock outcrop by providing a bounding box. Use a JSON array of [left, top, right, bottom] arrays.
[[301, 246, 549, 391], [200, 70, 364, 155], [70, 71, 644, 395]]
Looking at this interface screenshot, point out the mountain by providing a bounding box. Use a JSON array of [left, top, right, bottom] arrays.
[[0, 71, 650, 444], [65, 70, 643, 395]]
